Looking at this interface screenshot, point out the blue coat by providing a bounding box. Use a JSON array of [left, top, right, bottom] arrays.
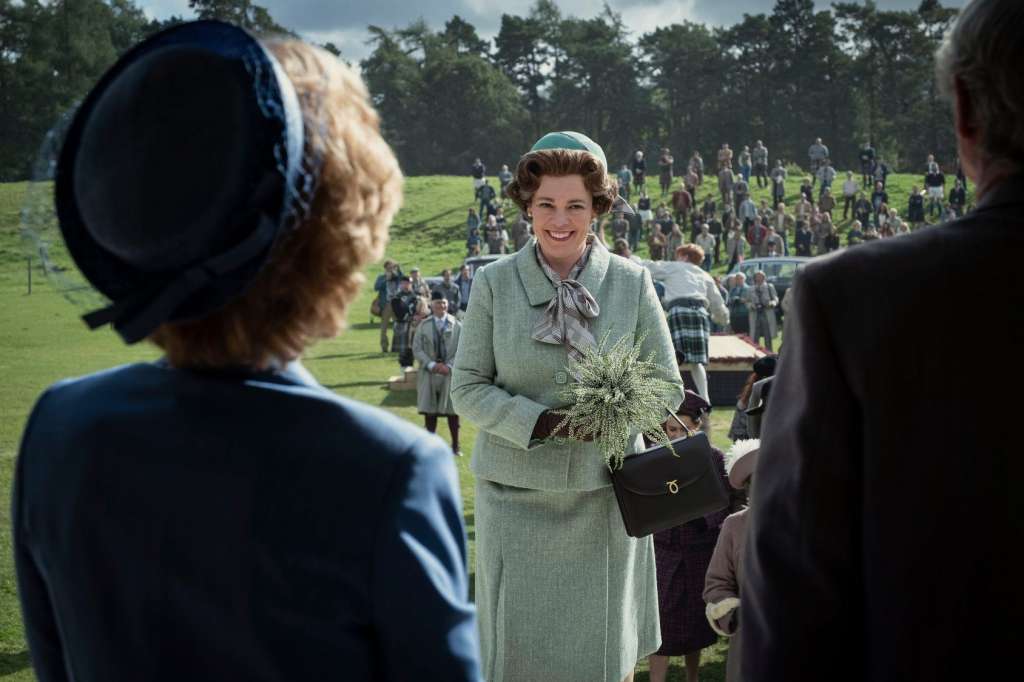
[[13, 360, 481, 681]]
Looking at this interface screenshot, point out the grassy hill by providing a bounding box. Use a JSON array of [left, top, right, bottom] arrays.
[[0, 169, 968, 680]]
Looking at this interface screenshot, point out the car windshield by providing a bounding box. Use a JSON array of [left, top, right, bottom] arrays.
[[740, 261, 798, 281]]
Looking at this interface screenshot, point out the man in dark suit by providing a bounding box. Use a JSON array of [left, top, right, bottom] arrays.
[[741, 1, 1024, 680]]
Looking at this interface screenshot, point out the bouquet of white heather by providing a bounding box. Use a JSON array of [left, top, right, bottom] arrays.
[[551, 332, 681, 470]]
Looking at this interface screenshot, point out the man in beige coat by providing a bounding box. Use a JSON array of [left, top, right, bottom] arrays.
[[413, 291, 463, 455]]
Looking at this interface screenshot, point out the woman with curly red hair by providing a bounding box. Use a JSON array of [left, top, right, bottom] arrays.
[[13, 21, 480, 680]]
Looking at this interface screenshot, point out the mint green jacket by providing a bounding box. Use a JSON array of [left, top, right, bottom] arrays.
[[451, 238, 685, 492]]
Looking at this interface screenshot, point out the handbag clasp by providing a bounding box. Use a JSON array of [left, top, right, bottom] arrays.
[[667, 480, 679, 494]]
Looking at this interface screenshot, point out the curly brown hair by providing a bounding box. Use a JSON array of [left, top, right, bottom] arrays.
[[149, 39, 403, 369], [505, 148, 618, 216]]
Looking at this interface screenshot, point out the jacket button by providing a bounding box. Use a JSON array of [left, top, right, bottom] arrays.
[[554, 370, 568, 384]]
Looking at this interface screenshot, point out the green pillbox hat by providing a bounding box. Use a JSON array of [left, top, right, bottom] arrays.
[[529, 131, 607, 169]]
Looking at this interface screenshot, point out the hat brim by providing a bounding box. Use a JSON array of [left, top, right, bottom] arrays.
[[728, 448, 759, 489], [54, 20, 299, 339]]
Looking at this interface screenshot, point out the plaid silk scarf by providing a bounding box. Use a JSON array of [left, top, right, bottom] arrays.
[[531, 236, 601, 362]]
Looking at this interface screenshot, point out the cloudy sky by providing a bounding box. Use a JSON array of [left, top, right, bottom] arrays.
[[138, 0, 966, 63]]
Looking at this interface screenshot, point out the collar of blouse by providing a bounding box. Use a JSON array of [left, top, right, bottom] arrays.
[[516, 235, 611, 307]]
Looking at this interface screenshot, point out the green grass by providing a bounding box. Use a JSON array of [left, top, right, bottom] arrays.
[[0, 169, 957, 680]]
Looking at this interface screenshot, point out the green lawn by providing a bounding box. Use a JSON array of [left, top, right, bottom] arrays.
[[0, 170, 956, 680]]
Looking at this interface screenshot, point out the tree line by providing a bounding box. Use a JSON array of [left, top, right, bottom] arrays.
[[0, 0, 959, 183]]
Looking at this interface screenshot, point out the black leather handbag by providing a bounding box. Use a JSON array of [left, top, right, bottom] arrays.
[[610, 411, 730, 539]]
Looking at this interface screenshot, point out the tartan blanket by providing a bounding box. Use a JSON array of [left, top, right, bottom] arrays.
[[667, 302, 710, 365]]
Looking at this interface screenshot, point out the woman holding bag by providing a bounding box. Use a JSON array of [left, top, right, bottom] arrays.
[[452, 131, 685, 682]]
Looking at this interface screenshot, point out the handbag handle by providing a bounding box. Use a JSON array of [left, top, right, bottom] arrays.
[[664, 407, 696, 438]]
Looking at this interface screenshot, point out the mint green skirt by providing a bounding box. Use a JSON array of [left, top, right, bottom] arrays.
[[475, 478, 660, 681]]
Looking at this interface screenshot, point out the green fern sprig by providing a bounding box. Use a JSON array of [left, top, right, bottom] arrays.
[[551, 331, 680, 470]]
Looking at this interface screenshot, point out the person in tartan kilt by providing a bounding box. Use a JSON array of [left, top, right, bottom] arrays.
[[642, 244, 729, 401], [391, 276, 418, 367]]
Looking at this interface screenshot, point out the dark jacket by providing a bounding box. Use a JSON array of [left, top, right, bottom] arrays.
[[14, 361, 481, 682], [741, 174, 1024, 681]]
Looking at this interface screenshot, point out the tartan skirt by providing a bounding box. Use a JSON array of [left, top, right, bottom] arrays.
[[667, 301, 710, 365]]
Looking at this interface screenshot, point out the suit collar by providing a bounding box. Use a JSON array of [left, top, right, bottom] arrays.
[[515, 236, 610, 307], [976, 171, 1024, 213]]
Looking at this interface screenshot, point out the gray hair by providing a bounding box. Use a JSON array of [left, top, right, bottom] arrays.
[[935, 0, 1024, 163]]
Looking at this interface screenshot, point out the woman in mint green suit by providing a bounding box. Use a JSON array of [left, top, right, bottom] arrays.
[[452, 132, 685, 682]]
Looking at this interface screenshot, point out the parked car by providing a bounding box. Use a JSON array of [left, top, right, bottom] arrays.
[[725, 256, 810, 333], [424, 254, 504, 290]]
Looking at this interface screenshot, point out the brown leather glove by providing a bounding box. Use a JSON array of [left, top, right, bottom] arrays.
[[531, 410, 597, 442]]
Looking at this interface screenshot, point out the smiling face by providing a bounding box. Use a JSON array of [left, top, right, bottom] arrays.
[[529, 174, 594, 266]]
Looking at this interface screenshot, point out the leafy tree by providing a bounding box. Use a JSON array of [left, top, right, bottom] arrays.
[[187, 0, 292, 35]]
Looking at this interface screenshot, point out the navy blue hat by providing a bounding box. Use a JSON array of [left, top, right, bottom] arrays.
[[56, 20, 305, 343]]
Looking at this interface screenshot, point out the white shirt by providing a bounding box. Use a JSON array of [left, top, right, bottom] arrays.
[[843, 179, 859, 197], [642, 260, 729, 326]]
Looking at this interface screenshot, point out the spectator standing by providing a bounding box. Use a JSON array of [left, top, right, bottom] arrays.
[[618, 164, 633, 201], [798, 176, 813, 203], [858, 141, 876, 186], [511, 212, 532, 251], [391, 277, 419, 367], [727, 356, 776, 441], [708, 214, 724, 265], [497, 164, 513, 198], [609, 210, 630, 244], [770, 160, 787, 207], [453, 264, 472, 318], [690, 151, 706, 185], [375, 259, 403, 352], [816, 159, 837, 200], [412, 292, 463, 456], [696, 224, 717, 271], [807, 137, 829, 187], [853, 191, 872, 226], [484, 216, 506, 255], [466, 208, 480, 237], [409, 266, 431, 299], [738, 145, 753, 184], [476, 179, 496, 218], [925, 165, 946, 218], [926, 153, 940, 174], [752, 141, 769, 188], [818, 187, 836, 218], [718, 143, 734, 170], [628, 204, 643, 252], [823, 225, 840, 253], [632, 150, 647, 195], [949, 179, 966, 216], [718, 165, 735, 209], [873, 157, 890, 188], [738, 194, 758, 229], [771, 204, 792, 256], [762, 226, 784, 257], [471, 157, 486, 195], [733, 176, 750, 216], [466, 226, 481, 256], [667, 222, 686, 260], [743, 271, 778, 351], [841, 171, 858, 220], [907, 186, 925, 227], [671, 182, 693, 226], [870, 181, 889, 226], [432, 269, 462, 313], [659, 147, 675, 197], [794, 221, 813, 256], [746, 217, 767, 256], [726, 272, 749, 334]]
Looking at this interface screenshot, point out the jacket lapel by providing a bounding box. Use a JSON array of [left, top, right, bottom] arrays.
[[516, 238, 556, 306]]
